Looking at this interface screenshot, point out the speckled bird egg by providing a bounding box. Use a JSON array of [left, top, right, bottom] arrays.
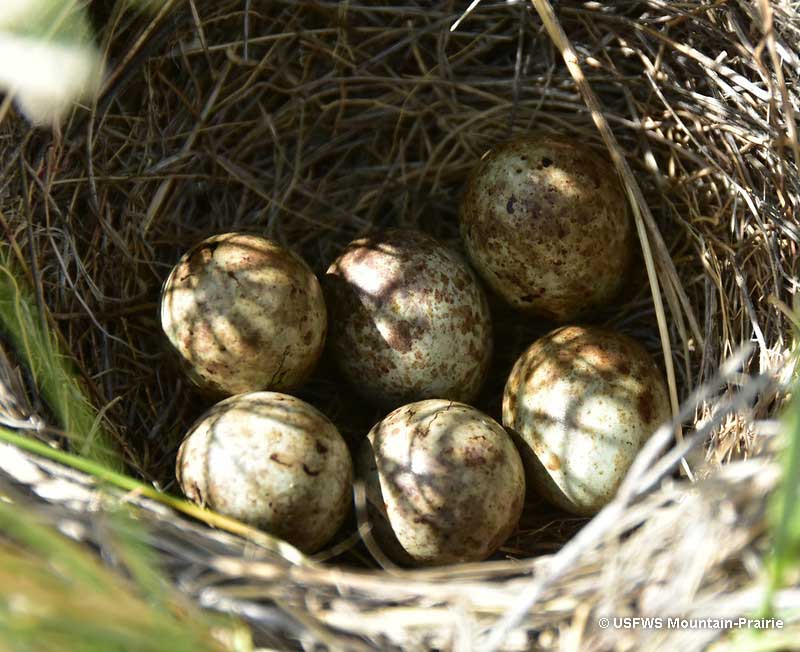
[[358, 399, 525, 566], [460, 135, 632, 321], [324, 229, 492, 407], [502, 326, 670, 515], [160, 233, 327, 396], [176, 391, 352, 553]]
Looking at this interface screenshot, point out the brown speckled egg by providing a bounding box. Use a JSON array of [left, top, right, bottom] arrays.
[[160, 233, 327, 396], [324, 229, 492, 407], [176, 391, 352, 553], [460, 136, 632, 321], [502, 326, 670, 515], [358, 399, 525, 566]]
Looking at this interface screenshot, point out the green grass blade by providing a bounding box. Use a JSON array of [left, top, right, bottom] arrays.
[[0, 425, 310, 565], [767, 368, 800, 603], [0, 256, 125, 472], [0, 499, 249, 652]]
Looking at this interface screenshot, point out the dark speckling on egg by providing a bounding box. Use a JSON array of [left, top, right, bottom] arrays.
[[176, 391, 352, 553], [502, 326, 670, 515], [324, 229, 493, 408], [358, 399, 525, 566], [161, 233, 327, 397], [460, 135, 632, 321]]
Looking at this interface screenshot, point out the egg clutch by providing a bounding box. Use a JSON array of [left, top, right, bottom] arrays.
[[160, 134, 670, 565]]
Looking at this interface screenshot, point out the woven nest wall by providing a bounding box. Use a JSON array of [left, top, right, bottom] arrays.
[[1, 1, 799, 650]]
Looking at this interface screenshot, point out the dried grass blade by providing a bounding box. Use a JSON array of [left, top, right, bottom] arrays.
[[527, 0, 695, 462]]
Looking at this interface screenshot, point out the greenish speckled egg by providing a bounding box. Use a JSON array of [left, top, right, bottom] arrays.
[[177, 391, 352, 553], [460, 136, 632, 321], [160, 233, 327, 396], [324, 229, 492, 408], [503, 326, 670, 515], [358, 399, 525, 566]]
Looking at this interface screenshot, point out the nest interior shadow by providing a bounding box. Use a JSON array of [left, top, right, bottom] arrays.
[[0, 0, 795, 573]]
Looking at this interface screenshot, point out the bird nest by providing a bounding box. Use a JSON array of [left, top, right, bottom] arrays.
[[0, 1, 798, 650]]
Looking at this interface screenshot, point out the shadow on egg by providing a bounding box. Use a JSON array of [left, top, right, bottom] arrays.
[[358, 400, 524, 567], [176, 392, 352, 553], [324, 230, 493, 409], [502, 326, 671, 515], [160, 233, 327, 397]]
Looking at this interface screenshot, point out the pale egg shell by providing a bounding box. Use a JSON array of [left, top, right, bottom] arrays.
[[358, 399, 525, 566], [324, 229, 492, 407], [502, 326, 670, 515], [460, 136, 632, 321], [176, 391, 352, 553], [160, 233, 327, 396]]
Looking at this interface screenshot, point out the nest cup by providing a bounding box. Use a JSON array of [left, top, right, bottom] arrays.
[[0, 1, 797, 650]]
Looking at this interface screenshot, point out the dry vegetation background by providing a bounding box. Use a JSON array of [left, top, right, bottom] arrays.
[[0, 1, 799, 650]]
